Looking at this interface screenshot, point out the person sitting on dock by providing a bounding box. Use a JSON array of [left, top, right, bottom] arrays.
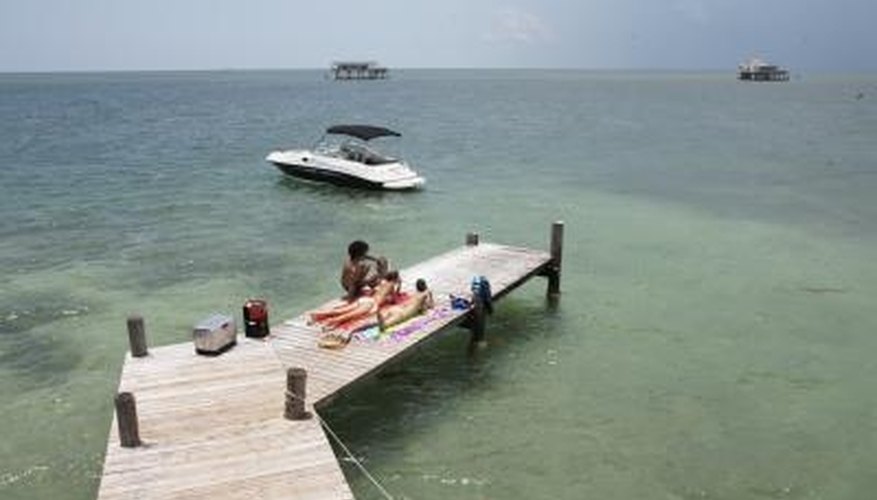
[[376, 278, 434, 332], [312, 271, 401, 330], [341, 240, 389, 299]]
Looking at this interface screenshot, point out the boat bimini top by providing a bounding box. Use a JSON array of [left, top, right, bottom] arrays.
[[319, 125, 402, 165], [325, 124, 401, 141]]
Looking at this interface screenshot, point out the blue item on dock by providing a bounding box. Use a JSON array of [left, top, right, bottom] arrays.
[[450, 295, 471, 310]]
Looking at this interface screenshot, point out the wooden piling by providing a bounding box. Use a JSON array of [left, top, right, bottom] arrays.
[[466, 232, 479, 246], [468, 291, 487, 350], [285, 368, 311, 420], [114, 392, 141, 448], [126, 316, 148, 358], [547, 221, 564, 296]]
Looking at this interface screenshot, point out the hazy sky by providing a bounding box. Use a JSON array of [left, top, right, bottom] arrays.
[[1, 0, 874, 72]]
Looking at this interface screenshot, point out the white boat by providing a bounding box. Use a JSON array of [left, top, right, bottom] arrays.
[[266, 125, 425, 190]]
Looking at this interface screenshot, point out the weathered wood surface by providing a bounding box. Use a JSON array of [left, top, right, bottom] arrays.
[[269, 243, 552, 405], [98, 339, 352, 500], [98, 242, 551, 500]]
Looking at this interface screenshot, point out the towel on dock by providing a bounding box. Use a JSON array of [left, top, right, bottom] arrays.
[[303, 292, 413, 334], [327, 291, 412, 333], [305, 292, 457, 349], [353, 305, 455, 343]]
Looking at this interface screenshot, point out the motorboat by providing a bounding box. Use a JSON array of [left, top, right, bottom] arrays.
[[266, 125, 425, 190]]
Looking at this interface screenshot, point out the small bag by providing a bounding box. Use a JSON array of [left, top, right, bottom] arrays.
[[450, 294, 471, 310]]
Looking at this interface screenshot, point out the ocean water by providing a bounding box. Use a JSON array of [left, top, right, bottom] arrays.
[[1, 69, 876, 499]]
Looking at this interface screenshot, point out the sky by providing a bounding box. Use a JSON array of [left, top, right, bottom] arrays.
[[0, 0, 874, 72]]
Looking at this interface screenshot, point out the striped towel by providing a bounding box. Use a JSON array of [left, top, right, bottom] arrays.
[[353, 306, 455, 343]]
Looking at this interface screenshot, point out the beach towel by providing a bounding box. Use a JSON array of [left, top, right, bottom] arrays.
[[353, 305, 456, 343], [313, 292, 412, 334]]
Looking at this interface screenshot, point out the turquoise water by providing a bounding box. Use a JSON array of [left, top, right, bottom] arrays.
[[1, 70, 876, 499]]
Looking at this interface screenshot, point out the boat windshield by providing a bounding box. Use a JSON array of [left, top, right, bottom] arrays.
[[314, 138, 398, 166]]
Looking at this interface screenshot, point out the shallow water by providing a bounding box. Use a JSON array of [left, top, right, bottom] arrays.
[[1, 70, 876, 499]]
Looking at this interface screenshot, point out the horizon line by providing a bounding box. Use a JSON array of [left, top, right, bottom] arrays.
[[0, 66, 872, 76]]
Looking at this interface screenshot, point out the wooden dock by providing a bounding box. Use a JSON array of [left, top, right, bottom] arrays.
[[97, 224, 563, 499]]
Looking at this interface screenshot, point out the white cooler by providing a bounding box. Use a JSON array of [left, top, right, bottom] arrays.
[[193, 314, 236, 355]]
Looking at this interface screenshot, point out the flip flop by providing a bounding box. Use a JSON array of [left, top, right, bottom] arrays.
[[318, 331, 351, 349]]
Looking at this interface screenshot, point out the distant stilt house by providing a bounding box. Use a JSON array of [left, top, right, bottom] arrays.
[[330, 61, 389, 80], [738, 58, 790, 82]]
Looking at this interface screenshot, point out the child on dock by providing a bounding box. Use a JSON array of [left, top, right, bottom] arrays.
[[377, 278, 434, 332]]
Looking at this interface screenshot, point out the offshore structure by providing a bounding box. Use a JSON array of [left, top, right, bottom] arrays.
[[330, 61, 389, 80], [738, 58, 789, 82]]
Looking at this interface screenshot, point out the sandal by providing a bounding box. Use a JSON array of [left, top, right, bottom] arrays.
[[318, 331, 351, 349]]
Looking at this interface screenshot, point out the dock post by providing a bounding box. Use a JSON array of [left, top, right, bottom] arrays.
[[285, 368, 312, 420], [114, 392, 142, 448], [126, 315, 148, 358], [468, 292, 487, 350], [466, 232, 479, 246], [547, 221, 564, 297]]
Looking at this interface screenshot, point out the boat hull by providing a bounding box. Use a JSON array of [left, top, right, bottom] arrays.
[[266, 150, 425, 191], [272, 161, 386, 189]]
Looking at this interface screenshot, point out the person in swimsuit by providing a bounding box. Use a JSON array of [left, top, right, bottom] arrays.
[[340, 240, 389, 300], [376, 278, 434, 332], [311, 271, 401, 329]]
